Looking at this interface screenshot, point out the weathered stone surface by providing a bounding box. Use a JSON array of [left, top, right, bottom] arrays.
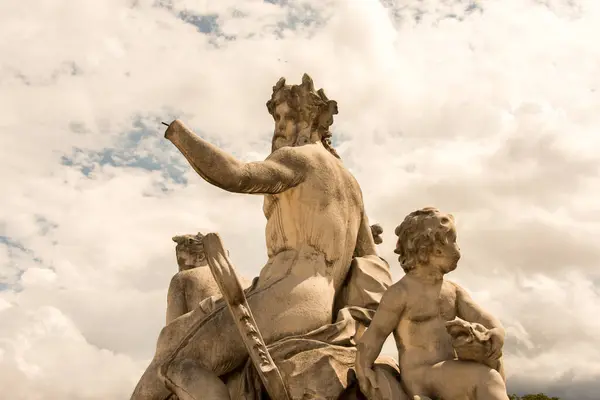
[[446, 317, 503, 371], [221, 253, 396, 400], [356, 207, 509, 400], [130, 74, 400, 400], [167, 233, 219, 324], [130, 75, 510, 400]]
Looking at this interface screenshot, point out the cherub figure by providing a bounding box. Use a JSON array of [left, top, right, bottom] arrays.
[[355, 207, 508, 400], [166, 233, 250, 324]]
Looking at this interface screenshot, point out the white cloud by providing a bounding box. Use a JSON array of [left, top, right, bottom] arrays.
[[0, 305, 143, 400], [1, 0, 599, 398]]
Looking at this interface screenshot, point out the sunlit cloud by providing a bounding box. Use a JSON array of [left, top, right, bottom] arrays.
[[1, 0, 599, 399]]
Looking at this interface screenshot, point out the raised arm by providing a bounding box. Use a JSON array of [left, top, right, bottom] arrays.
[[164, 120, 309, 194]]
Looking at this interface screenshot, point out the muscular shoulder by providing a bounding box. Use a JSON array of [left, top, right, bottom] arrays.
[[172, 269, 211, 287], [269, 144, 342, 168], [170, 270, 204, 291], [267, 145, 314, 167], [168, 272, 186, 290], [444, 281, 471, 310], [445, 280, 467, 296]]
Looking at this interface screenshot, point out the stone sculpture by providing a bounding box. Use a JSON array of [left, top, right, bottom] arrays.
[[166, 233, 250, 324], [131, 74, 400, 400], [355, 207, 509, 400], [166, 233, 220, 324], [201, 233, 290, 400], [370, 224, 383, 245], [132, 74, 510, 400]]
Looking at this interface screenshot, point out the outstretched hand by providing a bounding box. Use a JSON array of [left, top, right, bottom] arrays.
[[162, 119, 185, 140], [356, 364, 381, 400]]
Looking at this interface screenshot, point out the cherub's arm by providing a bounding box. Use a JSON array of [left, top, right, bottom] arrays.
[[165, 120, 309, 194], [356, 283, 406, 371], [454, 284, 506, 382], [454, 283, 504, 333], [166, 274, 187, 325], [454, 282, 506, 371]]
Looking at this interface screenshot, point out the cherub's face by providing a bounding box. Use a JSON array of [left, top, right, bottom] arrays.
[[428, 222, 461, 274]]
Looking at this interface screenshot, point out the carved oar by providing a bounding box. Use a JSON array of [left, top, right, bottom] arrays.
[[203, 233, 291, 400]]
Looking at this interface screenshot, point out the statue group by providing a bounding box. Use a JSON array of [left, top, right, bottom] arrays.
[[131, 74, 509, 400]]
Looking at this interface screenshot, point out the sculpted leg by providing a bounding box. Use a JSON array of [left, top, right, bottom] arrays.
[[131, 361, 172, 400], [160, 301, 247, 388], [160, 274, 332, 399], [131, 306, 215, 400], [473, 368, 508, 400], [166, 358, 230, 400], [403, 360, 509, 400], [132, 270, 331, 400]]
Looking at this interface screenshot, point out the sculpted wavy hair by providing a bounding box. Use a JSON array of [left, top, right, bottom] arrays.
[[266, 73, 340, 159], [394, 207, 455, 273]]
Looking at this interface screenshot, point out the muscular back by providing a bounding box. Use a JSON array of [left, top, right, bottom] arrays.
[[262, 144, 364, 289]]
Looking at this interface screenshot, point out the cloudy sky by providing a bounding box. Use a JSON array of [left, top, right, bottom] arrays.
[[1, 0, 599, 399]]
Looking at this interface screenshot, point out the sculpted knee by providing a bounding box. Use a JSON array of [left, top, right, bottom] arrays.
[[156, 325, 174, 353], [486, 369, 505, 385], [477, 368, 506, 392], [163, 358, 230, 400], [164, 358, 192, 380], [158, 325, 168, 342]]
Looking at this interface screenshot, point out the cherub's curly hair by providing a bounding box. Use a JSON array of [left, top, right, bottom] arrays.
[[266, 73, 340, 159], [394, 207, 455, 273]]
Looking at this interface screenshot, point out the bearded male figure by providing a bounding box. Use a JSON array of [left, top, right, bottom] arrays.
[[131, 74, 385, 400]]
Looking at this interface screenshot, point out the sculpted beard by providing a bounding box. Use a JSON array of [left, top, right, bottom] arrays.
[[266, 74, 340, 158]]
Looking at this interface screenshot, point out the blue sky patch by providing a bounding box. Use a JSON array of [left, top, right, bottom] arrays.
[[62, 118, 189, 185]]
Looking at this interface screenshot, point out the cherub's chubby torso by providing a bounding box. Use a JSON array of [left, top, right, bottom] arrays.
[[395, 278, 459, 370], [259, 143, 363, 329]]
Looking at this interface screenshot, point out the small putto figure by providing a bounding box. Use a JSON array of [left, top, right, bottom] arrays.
[[166, 233, 251, 325], [355, 207, 509, 400], [166, 233, 220, 324]]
